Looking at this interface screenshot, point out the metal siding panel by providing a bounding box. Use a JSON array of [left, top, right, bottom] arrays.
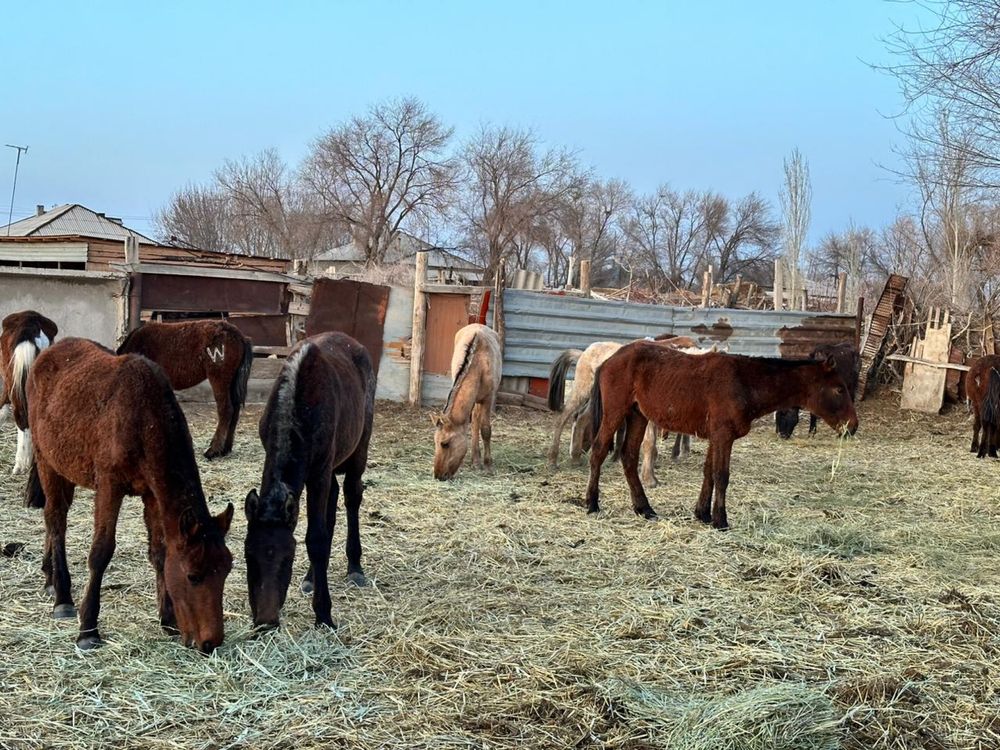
[[501, 290, 857, 378], [140, 274, 285, 314]]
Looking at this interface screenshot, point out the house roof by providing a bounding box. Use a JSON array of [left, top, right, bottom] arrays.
[[0, 204, 158, 244], [314, 231, 483, 273]]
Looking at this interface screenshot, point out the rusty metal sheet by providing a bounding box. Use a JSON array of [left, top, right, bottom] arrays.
[[228, 314, 287, 347], [305, 278, 390, 375], [140, 273, 286, 314]]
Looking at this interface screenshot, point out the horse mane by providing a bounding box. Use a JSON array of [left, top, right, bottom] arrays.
[[269, 342, 312, 461], [444, 333, 479, 416]]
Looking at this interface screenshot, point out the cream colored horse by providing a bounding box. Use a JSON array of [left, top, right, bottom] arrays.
[[432, 324, 502, 480], [547, 336, 712, 486]]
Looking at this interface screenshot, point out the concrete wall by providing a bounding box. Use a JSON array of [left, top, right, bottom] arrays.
[[378, 284, 415, 402], [0, 267, 127, 348]]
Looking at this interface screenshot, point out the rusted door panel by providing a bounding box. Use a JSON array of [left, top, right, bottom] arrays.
[[424, 293, 470, 375], [305, 278, 390, 375], [140, 274, 285, 314], [228, 314, 287, 347]]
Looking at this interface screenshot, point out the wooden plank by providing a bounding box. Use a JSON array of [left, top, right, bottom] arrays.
[[900, 306, 952, 413], [885, 353, 970, 371], [409, 251, 429, 406]]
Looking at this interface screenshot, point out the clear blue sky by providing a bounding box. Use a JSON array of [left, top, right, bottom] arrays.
[[1, 1, 927, 243]]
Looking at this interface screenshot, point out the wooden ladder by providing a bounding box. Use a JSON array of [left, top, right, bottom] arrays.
[[856, 273, 909, 399]]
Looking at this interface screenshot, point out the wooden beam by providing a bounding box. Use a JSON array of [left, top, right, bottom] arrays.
[[409, 251, 429, 407], [493, 259, 506, 356], [773, 259, 783, 310], [110, 261, 293, 284], [579, 259, 592, 297], [886, 353, 970, 371], [836, 272, 847, 313]]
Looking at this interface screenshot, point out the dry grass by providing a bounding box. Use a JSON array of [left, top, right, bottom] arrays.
[[1, 394, 999, 749]]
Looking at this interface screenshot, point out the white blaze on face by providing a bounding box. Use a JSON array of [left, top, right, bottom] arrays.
[[13, 427, 32, 475]]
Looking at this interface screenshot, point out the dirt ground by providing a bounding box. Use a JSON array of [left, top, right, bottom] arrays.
[[1, 394, 999, 749]]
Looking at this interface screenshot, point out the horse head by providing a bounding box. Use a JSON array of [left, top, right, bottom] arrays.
[[243, 486, 298, 630], [432, 412, 469, 480], [808, 356, 859, 436], [164, 503, 234, 653]]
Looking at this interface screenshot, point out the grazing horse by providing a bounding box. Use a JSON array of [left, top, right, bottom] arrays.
[[967, 355, 1000, 457], [0, 311, 57, 475], [433, 324, 502, 480], [24, 338, 234, 651], [586, 342, 859, 529], [244, 332, 375, 630], [546, 335, 703, 484], [118, 320, 253, 459], [776, 342, 860, 439]]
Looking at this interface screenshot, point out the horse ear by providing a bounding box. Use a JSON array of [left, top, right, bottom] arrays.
[[215, 502, 235, 536], [283, 491, 298, 527], [822, 355, 836, 372], [244, 489, 260, 523], [430, 412, 445, 428], [179, 507, 200, 540]]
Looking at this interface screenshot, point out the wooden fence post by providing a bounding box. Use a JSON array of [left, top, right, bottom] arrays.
[[408, 251, 429, 407], [836, 272, 847, 313], [773, 259, 783, 310], [701, 265, 713, 308], [580, 259, 591, 297], [493, 260, 506, 356]]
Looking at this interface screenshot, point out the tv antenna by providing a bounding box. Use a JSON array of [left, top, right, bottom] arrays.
[[6, 144, 28, 236]]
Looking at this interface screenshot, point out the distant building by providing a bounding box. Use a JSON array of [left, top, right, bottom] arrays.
[[0, 203, 288, 273], [310, 231, 483, 284]]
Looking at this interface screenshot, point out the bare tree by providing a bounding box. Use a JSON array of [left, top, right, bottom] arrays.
[[779, 148, 811, 309], [155, 184, 233, 252], [459, 125, 578, 282], [302, 96, 457, 265], [708, 192, 780, 283], [881, 0, 1000, 188]]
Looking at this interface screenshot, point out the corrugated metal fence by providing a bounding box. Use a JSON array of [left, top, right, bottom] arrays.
[[503, 289, 857, 379]]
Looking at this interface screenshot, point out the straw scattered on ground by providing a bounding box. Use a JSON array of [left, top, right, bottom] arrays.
[[1, 394, 999, 749]]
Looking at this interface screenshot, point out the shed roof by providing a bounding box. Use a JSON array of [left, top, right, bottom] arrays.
[[0, 204, 157, 244], [315, 231, 482, 272]]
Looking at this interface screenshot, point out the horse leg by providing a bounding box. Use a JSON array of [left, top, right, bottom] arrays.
[[547, 401, 576, 468], [623, 412, 657, 519], [343, 467, 366, 586], [77, 483, 125, 649], [694, 445, 714, 524], [971, 405, 981, 453], [305, 467, 335, 629], [38, 460, 76, 617], [470, 402, 483, 469], [143, 495, 176, 633], [570, 405, 589, 466], [585, 415, 621, 515], [302, 475, 339, 594], [640, 422, 659, 488], [13, 427, 32, 475], [710, 438, 735, 531], [204, 374, 235, 460], [480, 397, 494, 472], [808, 413, 819, 436]]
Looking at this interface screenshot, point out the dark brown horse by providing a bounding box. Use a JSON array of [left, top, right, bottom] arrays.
[[24, 338, 234, 651], [775, 342, 860, 439], [118, 320, 253, 459], [967, 355, 1000, 457], [0, 310, 57, 475], [586, 342, 859, 529], [244, 331, 375, 630]]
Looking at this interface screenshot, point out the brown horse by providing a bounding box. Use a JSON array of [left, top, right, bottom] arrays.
[[244, 332, 375, 630], [24, 338, 234, 651], [118, 320, 253, 459], [433, 324, 502, 480], [0, 310, 57, 475], [967, 355, 1000, 457], [586, 342, 859, 529]]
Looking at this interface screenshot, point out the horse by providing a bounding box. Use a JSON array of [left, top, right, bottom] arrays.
[[776, 342, 860, 439], [0, 311, 57, 475], [244, 331, 375, 630], [23, 338, 234, 651], [117, 320, 253, 459], [586, 342, 859, 529], [967, 355, 1000, 457], [546, 335, 703, 485], [433, 324, 502, 480]]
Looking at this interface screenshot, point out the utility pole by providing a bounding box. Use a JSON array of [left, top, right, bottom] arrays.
[[5, 144, 28, 236]]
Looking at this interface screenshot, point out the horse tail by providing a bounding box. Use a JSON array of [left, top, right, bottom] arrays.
[[547, 349, 582, 412], [231, 333, 253, 410], [589, 364, 604, 440], [23, 461, 45, 509], [11, 338, 45, 430]]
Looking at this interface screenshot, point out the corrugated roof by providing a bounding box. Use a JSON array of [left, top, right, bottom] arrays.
[[0, 204, 157, 244], [314, 231, 482, 272]]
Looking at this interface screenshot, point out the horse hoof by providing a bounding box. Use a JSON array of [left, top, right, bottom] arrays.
[[713, 523, 730, 532], [346, 571, 367, 587], [203, 449, 222, 460], [76, 635, 103, 651], [586, 506, 601, 515], [300, 579, 314, 595], [315, 618, 338, 631], [52, 604, 77, 619]]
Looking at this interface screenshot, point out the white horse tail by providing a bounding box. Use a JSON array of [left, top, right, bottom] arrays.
[[10, 333, 50, 475]]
